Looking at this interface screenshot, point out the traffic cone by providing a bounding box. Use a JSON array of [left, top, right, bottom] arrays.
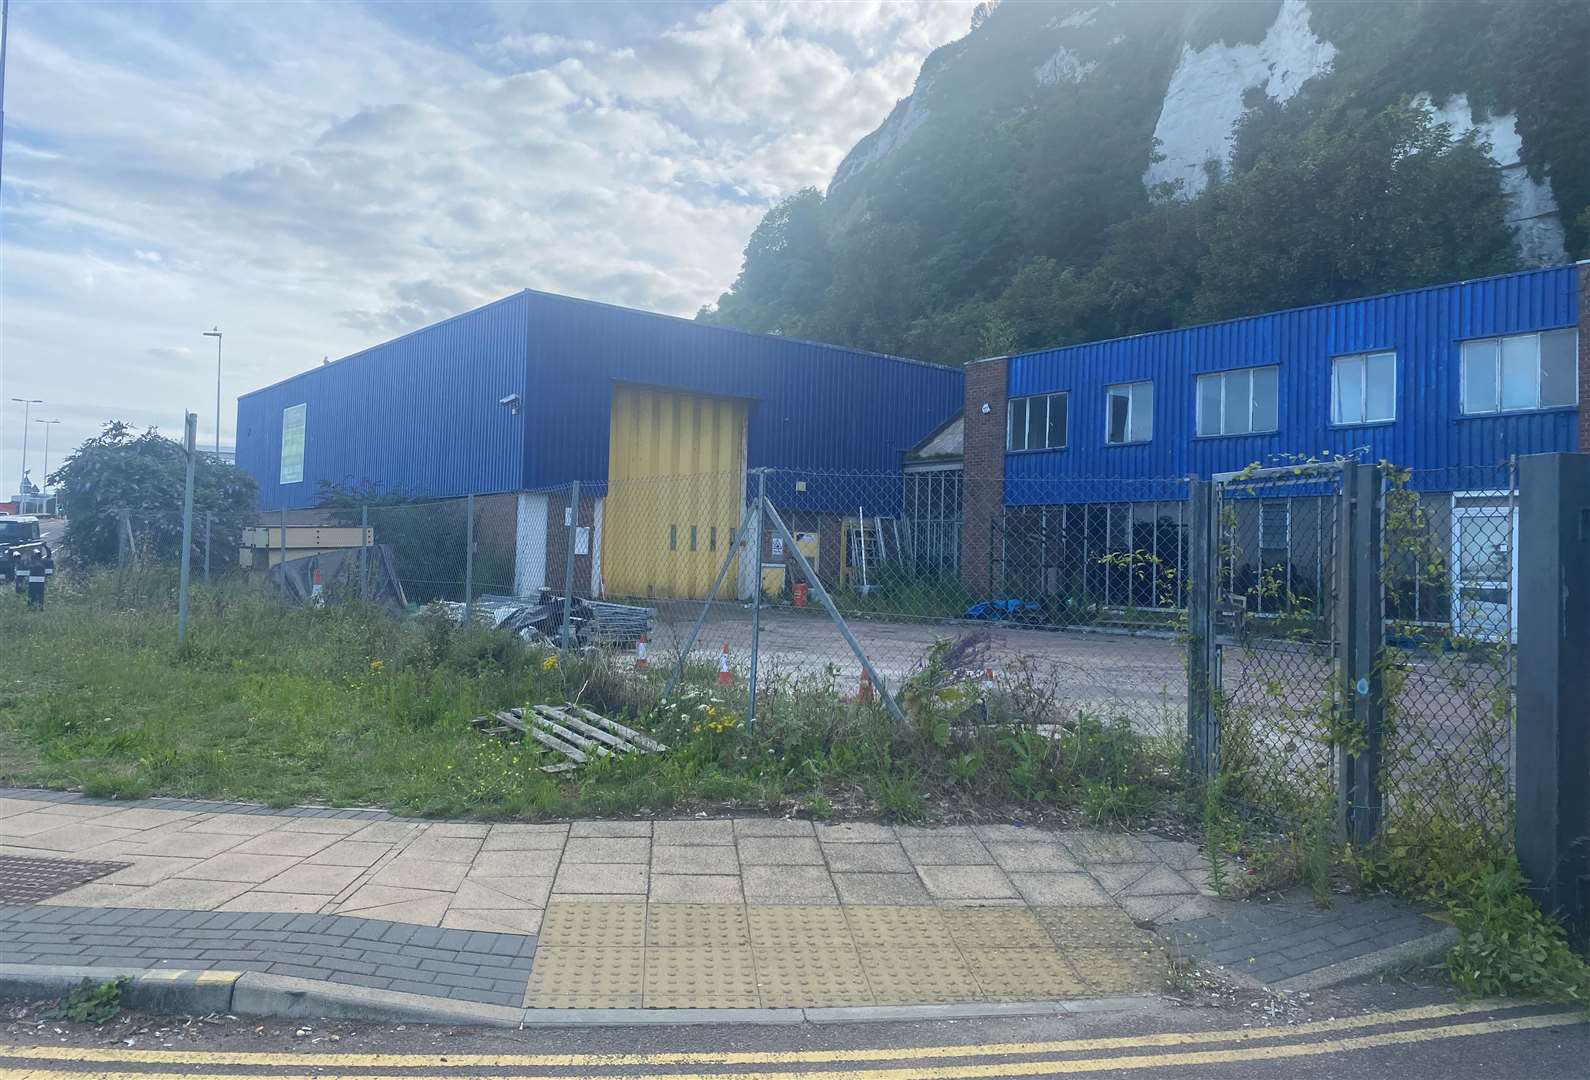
[[634, 634, 649, 671], [981, 667, 995, 693], [717, 644, 732, 685], [858, 670, 874, 703]]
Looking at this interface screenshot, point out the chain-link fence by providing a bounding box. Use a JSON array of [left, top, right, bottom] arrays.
[[1379, 464, 1516, 848], [1211, 462, 1344, 831], [60, 457, 1524, 857]]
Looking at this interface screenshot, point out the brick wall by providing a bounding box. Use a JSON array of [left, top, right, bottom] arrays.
[[1579, 263, 1589, 451], [960, 357, 1008, 597]]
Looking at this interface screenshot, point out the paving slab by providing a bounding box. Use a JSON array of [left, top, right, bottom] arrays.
[[732, 819, 814, 838], [652, 820, 735, 846], [468, 850, 562, 878], [649, 875, 743, 904], [742, 865, 836, 904], [899, 835, 992, 866], [1011, 872, 1115, 906], [821, 843, 912, 873], [831, 872, 932, 906], [368, 859, 470, 891], [568, 821, 652, 838], [306, 841, 390, 867], [230, 831, 341, 858], [815, 823, 896, 844], [914, 864, 1018, 901], [482, 824, 569, 851], [736, 836, 823, 866], [553, 863, 648, 896], [987, 842, 1081, 873], [252, 863, 365, 895], [562, 837, 651, 864], [652, 846, 737, 876]]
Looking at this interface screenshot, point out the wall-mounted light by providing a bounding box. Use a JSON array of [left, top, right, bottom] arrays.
[[499, 393, 523, 416], [981, 403, 991, 414]]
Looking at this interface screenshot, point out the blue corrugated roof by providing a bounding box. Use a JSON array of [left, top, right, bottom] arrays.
[[237, 289, 964, 512]]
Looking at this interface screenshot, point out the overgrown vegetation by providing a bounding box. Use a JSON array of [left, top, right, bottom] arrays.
[[700, 0, 1586, 363], [50, 421, 257, 569], [0, 569, 1182, 824]]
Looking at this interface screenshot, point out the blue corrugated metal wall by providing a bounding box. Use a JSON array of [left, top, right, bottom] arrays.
[[237, 289, 964, 513], [237, 295, 530, 510], [519, 290, 964, 514], [1004, 266, 1579, 505]]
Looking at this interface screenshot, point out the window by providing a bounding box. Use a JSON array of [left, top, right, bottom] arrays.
[[1195, 366, 1278, 436], [1461, 329, 1578, 414], [279, 403, 306, 484], [1105, 382, 1152, 444], [1332, 352, 1396, 425], [1260, 500, 1290, 551], [1006, 393, 1068, 451]]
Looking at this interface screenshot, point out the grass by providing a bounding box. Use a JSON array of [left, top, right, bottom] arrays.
[[0, 569, 1186, 823]]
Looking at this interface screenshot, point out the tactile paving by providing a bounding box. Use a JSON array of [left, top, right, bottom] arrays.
[[1068, 946, 1169, 994], [538, 901, 646, 947], [858, 947, 981, 1005], [747, 904, 854, 948], [942, 906, 1053, 949], [644, 947, 759, 1008], [843, 904, 951, 949], [646, 903, 748, 948], [1033, 905, 1156, 948], [964, 947, 1089, 1000], [753, 946, 873, 1007], [523, 946, 644, 1008]]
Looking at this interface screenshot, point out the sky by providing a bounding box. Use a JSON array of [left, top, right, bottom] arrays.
[[0, 0, 976, 496]]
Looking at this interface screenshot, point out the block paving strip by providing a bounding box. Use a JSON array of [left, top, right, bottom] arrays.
[[1160, 888, 1447, 984], [0, 903, 536, 1007]]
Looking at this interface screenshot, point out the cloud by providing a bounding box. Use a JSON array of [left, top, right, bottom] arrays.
[[0, 0, 976, 485]]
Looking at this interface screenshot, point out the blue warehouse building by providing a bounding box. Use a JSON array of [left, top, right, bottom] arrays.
[[236, 289, 963, 600], [950, 263, 1585, 640]]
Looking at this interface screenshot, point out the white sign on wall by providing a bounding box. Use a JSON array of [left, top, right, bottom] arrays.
[[280, 403, 307, 484]]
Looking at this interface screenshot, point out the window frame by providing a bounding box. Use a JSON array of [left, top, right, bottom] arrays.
[[1006, 391, 1069, 452], [1459, 329, 1579, 416], [1104, 381, 1153, 445], [1330, 350, 1397, 427], [1194, 365, 1280, 438]]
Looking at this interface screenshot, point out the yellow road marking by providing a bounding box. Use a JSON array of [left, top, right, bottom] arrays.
[[0, 1000, 1538, 1070], [0, 1012, 1578, 1080]]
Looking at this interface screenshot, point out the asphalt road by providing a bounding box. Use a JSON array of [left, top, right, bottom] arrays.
[[3, 984, 1585, 1079]]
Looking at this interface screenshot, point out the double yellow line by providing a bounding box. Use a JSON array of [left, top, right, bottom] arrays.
[[0, 1001, 1579, 1079]]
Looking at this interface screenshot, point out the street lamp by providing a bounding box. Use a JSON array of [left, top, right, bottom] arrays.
[[202, 327, 222, 456], [34, 418, 60, 491], [9, 396, 41, 494]]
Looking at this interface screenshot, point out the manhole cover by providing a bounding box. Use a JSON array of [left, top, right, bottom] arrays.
[[0, 855, 130, 904]]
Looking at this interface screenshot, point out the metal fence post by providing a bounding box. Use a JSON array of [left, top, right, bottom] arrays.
[[748, 469, 766, 729], [117, 508, 131, 572], [1186, 478, 1219, 780], [465, 492, 475, 616], [360, 504, 370, 601], [176, 413, 197, 644], [278, 508, 287, 574], [203, 510, 212, 586], [1340, 462, 1384, 847], [562, 480, 579, 649], [1516, 452, 1590, 925]]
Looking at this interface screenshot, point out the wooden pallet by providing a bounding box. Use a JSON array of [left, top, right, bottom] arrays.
[[470, 704, 667, 774]]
